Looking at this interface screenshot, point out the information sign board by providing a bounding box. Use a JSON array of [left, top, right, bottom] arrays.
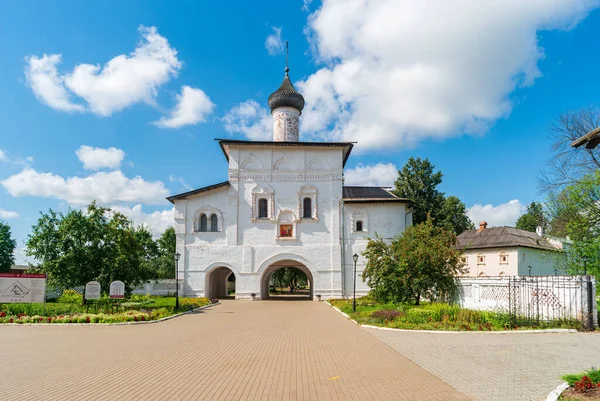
[[85, 281, 101, 300], [109, 280, 125, 299], [0, 273, 46, 303]]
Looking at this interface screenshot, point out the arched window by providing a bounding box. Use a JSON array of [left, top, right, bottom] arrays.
[[499, 251, 508, 265], [258, 198, 268, 218], [210, 214, 218, 232], [356, 220, 363, 232], [303, 197, 312, 218], [199, 214, 208, 232]]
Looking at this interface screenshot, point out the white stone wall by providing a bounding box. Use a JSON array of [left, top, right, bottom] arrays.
[[342, 203, 410, 298], [456, 276, 598, 328]]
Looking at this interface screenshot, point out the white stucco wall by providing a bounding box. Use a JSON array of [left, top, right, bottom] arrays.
[[342, 203, 410, 297], [174, 145, 346, 300], [517, 247, 565, 276], [460, 247, 564, 277]]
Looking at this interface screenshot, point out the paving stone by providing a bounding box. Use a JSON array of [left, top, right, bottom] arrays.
[[0, 301, 470, 401], [364, 327, 600, 401]]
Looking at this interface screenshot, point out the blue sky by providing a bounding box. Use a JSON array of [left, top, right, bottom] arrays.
[[1, 1, 599, 263]]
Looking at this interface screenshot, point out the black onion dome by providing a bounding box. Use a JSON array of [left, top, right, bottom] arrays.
[[268, 70, 305, 113]]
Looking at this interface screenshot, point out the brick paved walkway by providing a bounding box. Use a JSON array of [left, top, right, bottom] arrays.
[[0, 301, 469, 401], [365, 327, 600, 401]]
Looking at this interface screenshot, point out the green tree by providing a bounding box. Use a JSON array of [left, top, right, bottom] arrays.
[[271, 267, 307, 294], [362, 217, 464, 305], [547, 172, 600, 278], [393, 157, 444, 225], [515, 202, 548, 232], [149, 227, 176, 279], [26, 202, 150, 292], [0, 220, 16, 272], [393, 157, 473, 234], [439, 196, 475, 235]]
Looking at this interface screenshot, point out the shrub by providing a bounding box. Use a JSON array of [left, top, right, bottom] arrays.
[[57, 290, 83, 304], [128, 294, 151, 303]]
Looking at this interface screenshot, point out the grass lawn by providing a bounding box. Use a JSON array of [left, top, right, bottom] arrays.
[[330, 296, 582, 331]]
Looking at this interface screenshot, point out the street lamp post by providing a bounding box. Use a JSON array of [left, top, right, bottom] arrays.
[[582, 255, 588, 276], [528, 265, 532, 277], [174, 252, 181, 310], [352, 253, 359, 312]]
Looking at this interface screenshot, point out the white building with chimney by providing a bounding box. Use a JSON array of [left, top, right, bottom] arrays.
[[456, 222, 565, 277], [167, 63, 412, 300]]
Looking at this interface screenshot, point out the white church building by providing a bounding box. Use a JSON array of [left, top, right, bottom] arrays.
[[167, 64, 412, 300]]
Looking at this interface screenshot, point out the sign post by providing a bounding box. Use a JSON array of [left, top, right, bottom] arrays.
[[0, 273, 46, 304], [85, 281, 101, 300], [109, 281, 125, 299]]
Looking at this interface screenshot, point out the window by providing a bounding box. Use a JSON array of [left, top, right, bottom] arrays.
[[258, 198, 268, 218], [477, 253, 485, 265], [499, 251, 508, 265], [303, 197, 312, 218], [478, 271, 487, 277], [356, 220, 363, 232], [210, 214, 218, 232], [199, 214, 208, 232], [297, 184, 318, 221]]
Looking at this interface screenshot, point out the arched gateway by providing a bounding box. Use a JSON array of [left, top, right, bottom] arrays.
[[205, 266, 236, 299], [260, 258, 314, 300]]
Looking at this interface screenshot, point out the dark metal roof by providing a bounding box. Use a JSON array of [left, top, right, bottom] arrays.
[[216, 139, 355, 167], [167, 181, 230, 203], [268, 72, 305, 112], [571, 126, 600, 149], [342, 186, 411, 204], [456, 226, 560, 251]]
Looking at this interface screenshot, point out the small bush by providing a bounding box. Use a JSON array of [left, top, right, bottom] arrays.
[[405, 308, 432, 324], [57, 290, 83, 304]]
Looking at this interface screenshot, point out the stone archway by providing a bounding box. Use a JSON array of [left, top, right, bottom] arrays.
[[206, 266, 236, 299], [260, 259, 314, 300]]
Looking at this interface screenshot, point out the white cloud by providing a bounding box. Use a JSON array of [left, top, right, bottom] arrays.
[[344, 162, 398, 187], [111, 204, 174, 237], [233, 0, 596, 149], [169, 175, 192, 191], [75, 145, 125, 170], [265, 26, 284, 55], [26, 26, 182, 116], [1, 168, 168, 206], [223, 100, 272, 140], [467, 199, 526, 228], [154, 86, 215, 128], [25, 54, 85, 112], [0, 149, 5, 162], [302, 0, 313, 11], [0, 209, 19, 219]]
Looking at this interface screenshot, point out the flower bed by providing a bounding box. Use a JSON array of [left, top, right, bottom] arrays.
[[329, 296, 582, 331], [560, 368, 600, 400], [0, 296, 214, 324]]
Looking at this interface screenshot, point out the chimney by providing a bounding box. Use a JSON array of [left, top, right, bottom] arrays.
[[477, 221, 487, 232]]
